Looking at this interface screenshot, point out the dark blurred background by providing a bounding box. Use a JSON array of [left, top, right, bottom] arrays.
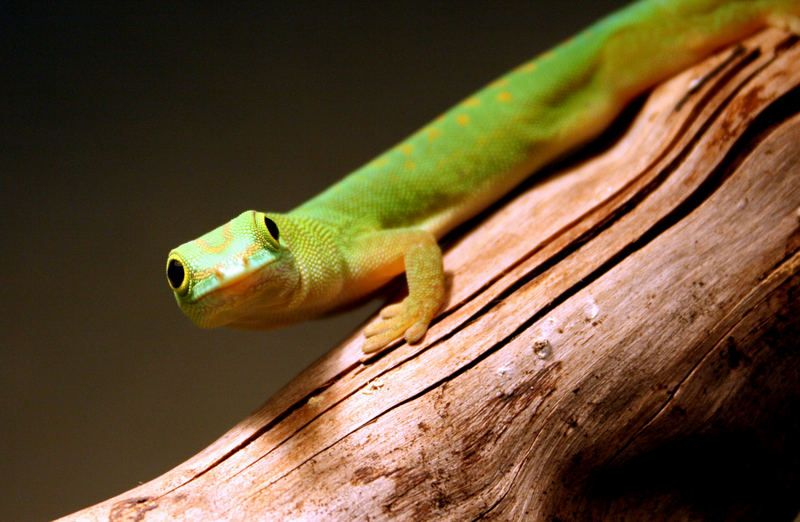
[[1, 1, 626, 519]]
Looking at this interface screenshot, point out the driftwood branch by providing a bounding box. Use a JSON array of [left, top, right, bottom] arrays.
[[63, 29, 800, 521]]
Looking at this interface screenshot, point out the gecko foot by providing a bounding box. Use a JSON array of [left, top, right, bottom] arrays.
[[362, 297, 436, 353]]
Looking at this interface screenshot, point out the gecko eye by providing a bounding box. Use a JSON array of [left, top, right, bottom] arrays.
[[167, 257, 187, 292], [263, 216, 280, 242]]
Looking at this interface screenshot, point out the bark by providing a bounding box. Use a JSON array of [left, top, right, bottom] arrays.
[[63, 29, 800, 521]]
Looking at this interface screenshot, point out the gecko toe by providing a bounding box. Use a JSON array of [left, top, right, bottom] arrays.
[[364, 321, 390, 337], [404, 322, 427, 344], [380, 303, 404, 319], [362, 298, 437, 353], [362, 336, 387, 354]]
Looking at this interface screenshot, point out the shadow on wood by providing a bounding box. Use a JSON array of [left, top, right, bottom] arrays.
[[63, 29, 800, 521]]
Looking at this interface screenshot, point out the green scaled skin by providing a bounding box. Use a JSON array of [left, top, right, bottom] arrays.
[[167, 0, 800, 353]]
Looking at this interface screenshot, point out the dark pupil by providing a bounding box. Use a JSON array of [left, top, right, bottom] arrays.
[[264, 216, 279, 241], [167, 259, 185, 289]]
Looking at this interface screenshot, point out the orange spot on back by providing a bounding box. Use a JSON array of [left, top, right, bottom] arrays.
[[490, 78, 509, 88], [400, 143, 414, 155], [462, 97, 481, 107], [425, 127, 442, 142], [497, 91, 512, 102], [456, 114, 470, 126]]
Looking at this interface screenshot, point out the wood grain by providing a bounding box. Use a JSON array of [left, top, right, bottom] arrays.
[[62, 29, 800, 521]]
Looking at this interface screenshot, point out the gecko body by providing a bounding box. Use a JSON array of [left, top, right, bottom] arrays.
[[167, 0, 799, 353]]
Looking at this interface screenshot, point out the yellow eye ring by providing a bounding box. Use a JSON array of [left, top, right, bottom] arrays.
[[263, 216, 279, 242], [257, 212, 280, 248], [166, 253, 190, 295]]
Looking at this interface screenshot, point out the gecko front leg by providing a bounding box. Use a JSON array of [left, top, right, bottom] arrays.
[[351, 228, 445, 353]]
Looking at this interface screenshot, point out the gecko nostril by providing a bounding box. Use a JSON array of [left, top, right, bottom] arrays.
[[167, 258, 186, 290]]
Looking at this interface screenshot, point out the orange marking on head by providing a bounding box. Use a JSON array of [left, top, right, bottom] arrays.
[[195, 222, 234, 254], [232, 243, 261, 270], [238, 243, 261, 262], [194, 268, 215, 281], [194, 243, 262, 285]]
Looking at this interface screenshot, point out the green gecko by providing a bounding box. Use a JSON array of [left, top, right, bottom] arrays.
[[167, 0, 799, 354]]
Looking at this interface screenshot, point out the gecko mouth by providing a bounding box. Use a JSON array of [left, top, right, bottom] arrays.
[[191, 257, 297, 307], [188, 269, 301, 329]]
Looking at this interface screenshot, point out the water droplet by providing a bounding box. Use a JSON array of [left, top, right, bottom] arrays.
[[533, 339, 552, 359], [584, 297, 599, 321]]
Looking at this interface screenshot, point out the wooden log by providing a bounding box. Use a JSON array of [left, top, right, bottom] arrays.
[[62, 29, 800, 521]]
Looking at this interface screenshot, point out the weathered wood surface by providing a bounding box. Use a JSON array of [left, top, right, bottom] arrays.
[[63, 29, 800, 521]]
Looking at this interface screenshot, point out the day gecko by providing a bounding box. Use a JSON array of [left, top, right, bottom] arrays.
[[167, 0, 799, 353]]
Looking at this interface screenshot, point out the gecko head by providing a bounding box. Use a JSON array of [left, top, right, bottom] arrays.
[[166, 210, 300, 329]]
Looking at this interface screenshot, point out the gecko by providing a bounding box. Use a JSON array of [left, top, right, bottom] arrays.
[[167, 0, 799, 354]]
